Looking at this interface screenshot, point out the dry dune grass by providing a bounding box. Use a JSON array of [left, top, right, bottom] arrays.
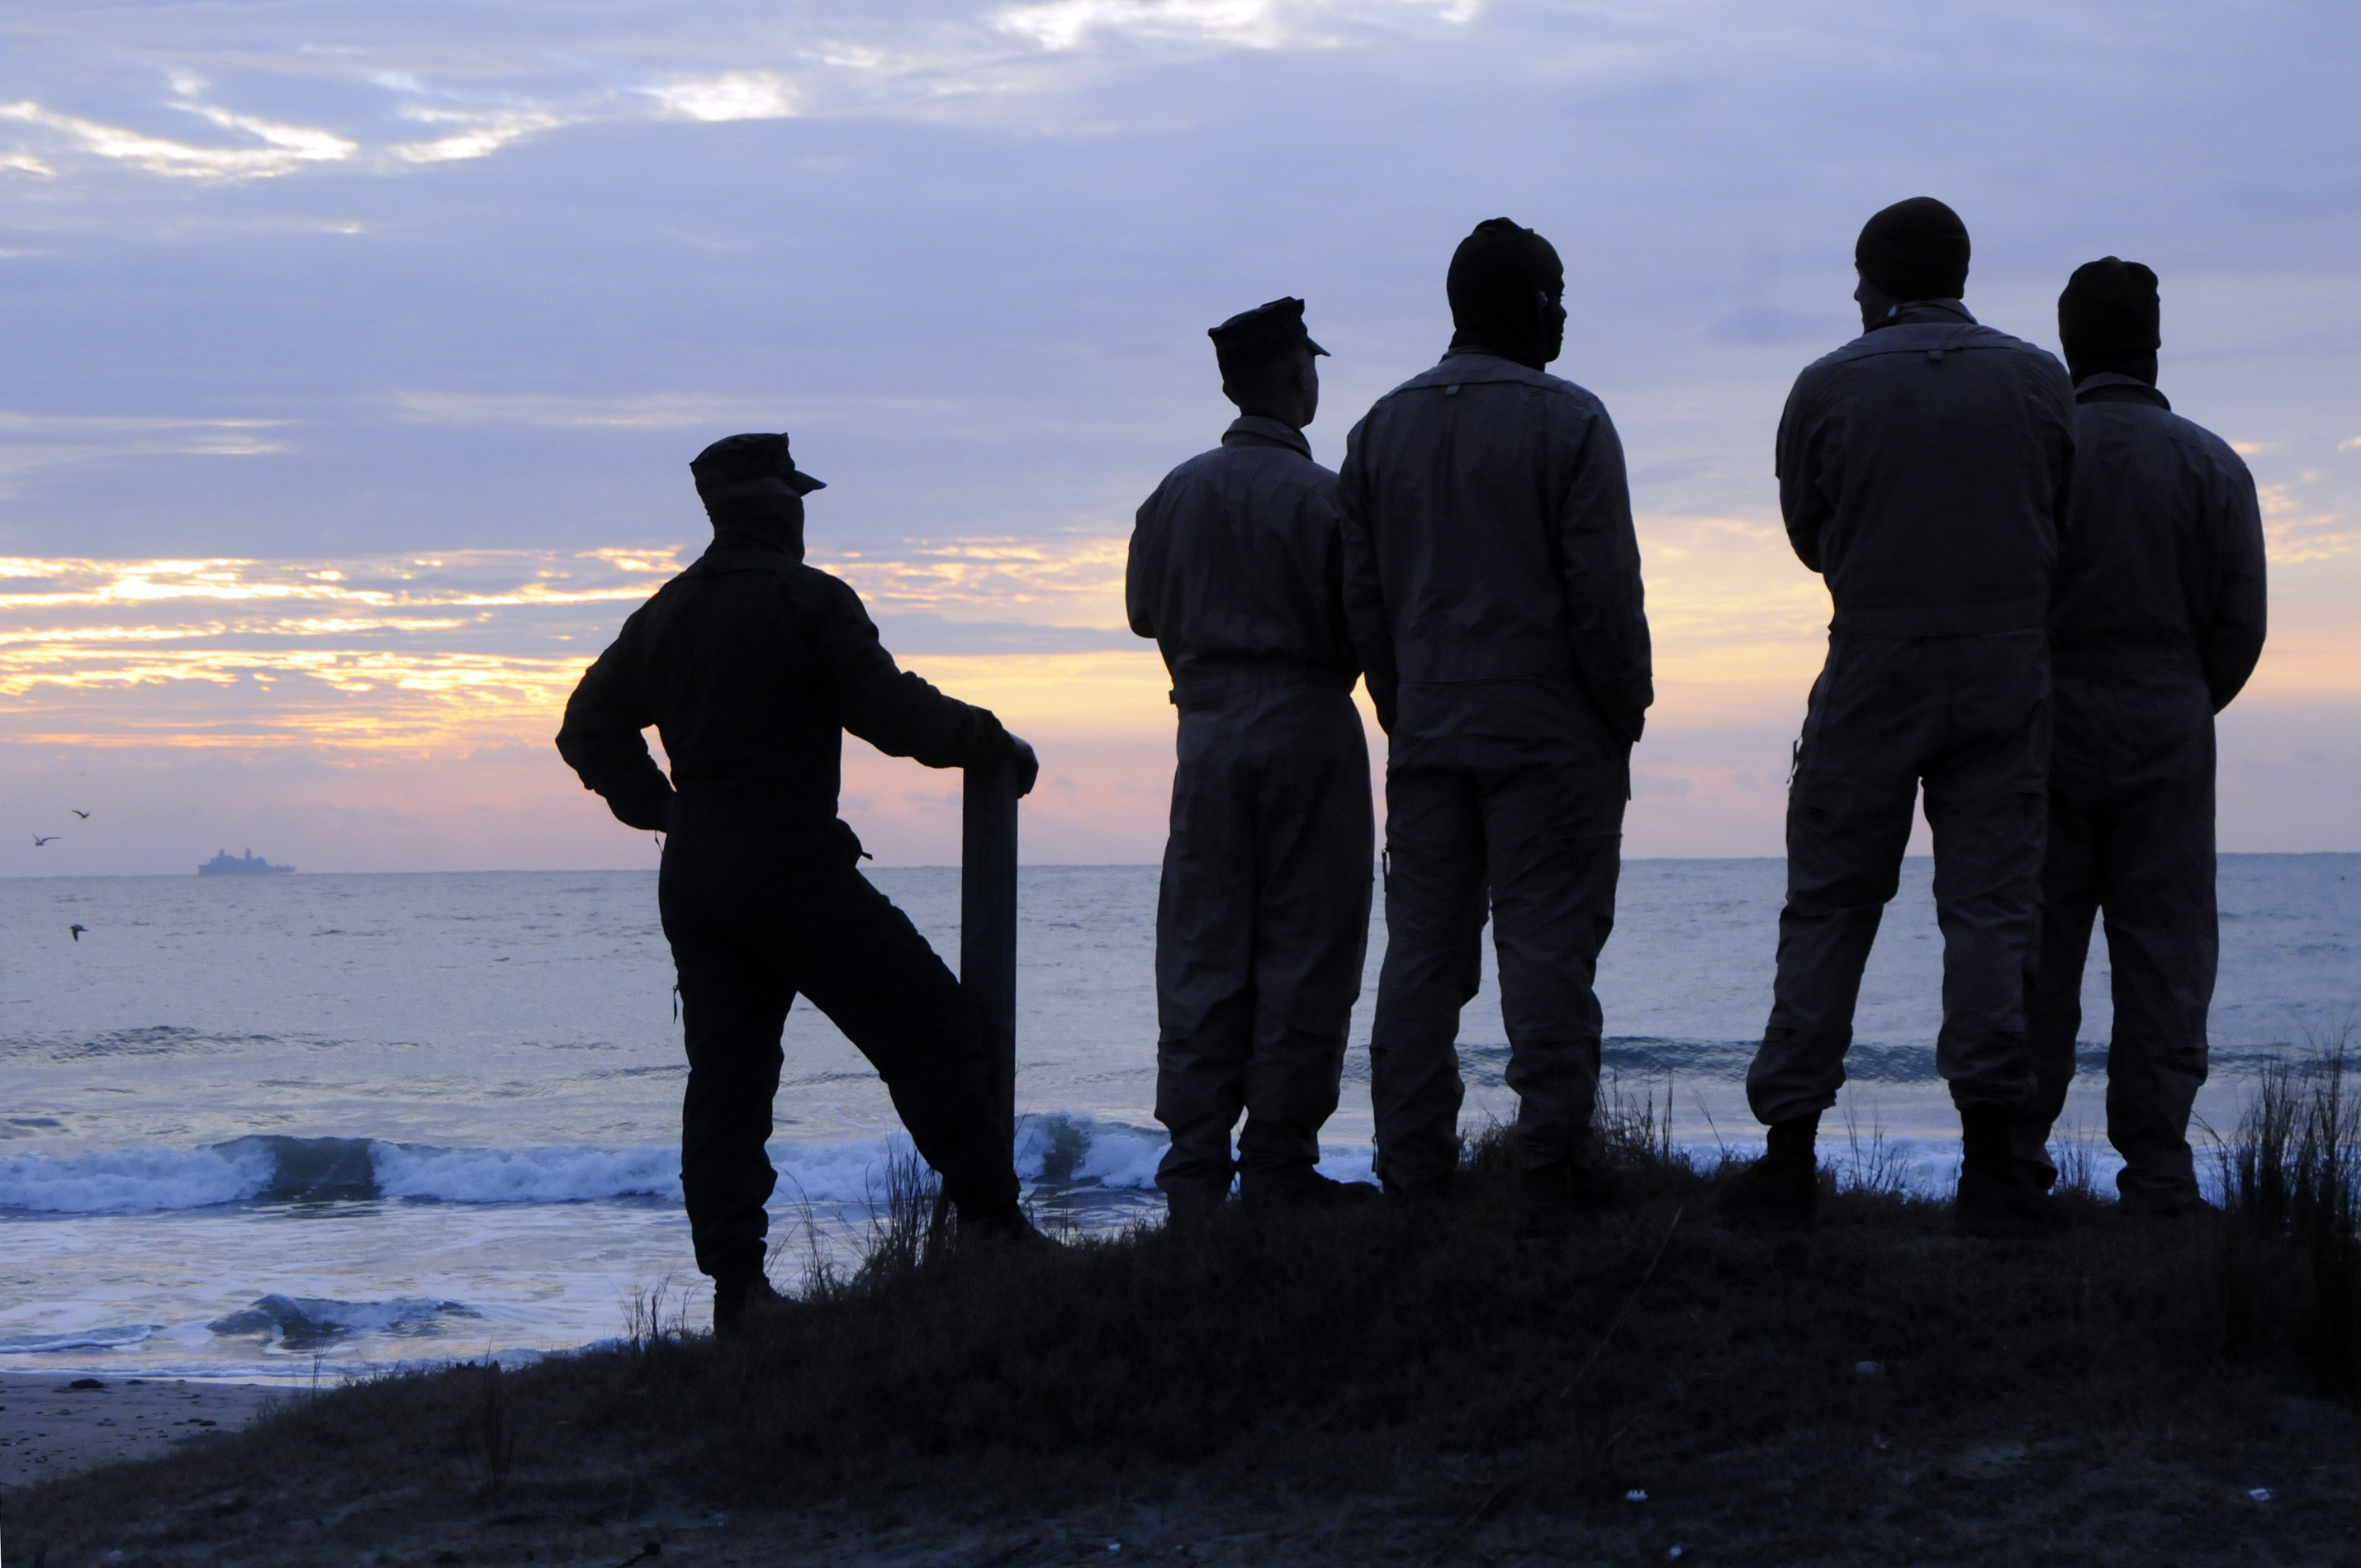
[[4, 1068, 2358, 1566]]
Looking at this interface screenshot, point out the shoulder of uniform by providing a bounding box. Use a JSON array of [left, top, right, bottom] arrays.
[[2160, 411, 2249, 472], [1162, 446, 1235, 483], [1801, 324, 2065, 381], [1790, 339, 1866, 385], [797, 561, 863, 601], [1532, 371, 1607, 413]]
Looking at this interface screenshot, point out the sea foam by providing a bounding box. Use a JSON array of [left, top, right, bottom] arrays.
[[0, 1113, 1177, 1214], [0, 1144, 274, 1213]]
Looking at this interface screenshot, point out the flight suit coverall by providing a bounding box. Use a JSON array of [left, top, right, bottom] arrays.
[[2010, 373, 2266, 1209], [1339, 352, 1653, 1191], [1747, 301, 2077, 1127], [557, 524, 1024, 1287], [1128, 415, 1373, 1206]]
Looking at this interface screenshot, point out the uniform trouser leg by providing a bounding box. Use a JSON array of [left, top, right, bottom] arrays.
[[1235, 711, 1373, 1182], [2013, 793, 2101, 1186], [1369, 765, 1486, 1191], [1486, 760, 1627, 1172], [1154, 743, 1258, 1203], [671, 935, 791, 1284], [1747, 652, 1922, 1125], [787, 869, 1022, 1215], [1918, 703, 2047, 1113], [1750, 635, 2047, 1125], [2096, 722, 2217, 1209], [664, 846, 1018, 1282]]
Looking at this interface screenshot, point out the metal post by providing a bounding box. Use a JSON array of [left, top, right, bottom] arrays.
[[961, 754, 1020, 1145]]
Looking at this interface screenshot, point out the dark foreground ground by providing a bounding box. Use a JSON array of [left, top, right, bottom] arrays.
[[7, 1111, 2359, 1567]]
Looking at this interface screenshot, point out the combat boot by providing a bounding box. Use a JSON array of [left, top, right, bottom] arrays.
[[1522, 1158, 1622, 1234], [1239, 1168, 1381, 1210], [1716, 1112, 1819, 1230], [1954, 1107, 2065, 1238], [956, 1199, 1061, 1251], [712, 1272, 784, 1340]]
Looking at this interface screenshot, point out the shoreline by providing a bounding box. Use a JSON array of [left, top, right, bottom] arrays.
[[0, 1373, 277, 1488]]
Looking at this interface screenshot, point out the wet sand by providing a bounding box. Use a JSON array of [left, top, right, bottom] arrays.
[[0, 1374, 276, 1487]]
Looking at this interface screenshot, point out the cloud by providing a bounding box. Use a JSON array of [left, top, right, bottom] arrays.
[[387, 391, 759, 429], [996, 0, 1296, 50], [0, 80, 354, 181], [2256, 482, 2358, 565], [0, 542, 1133, 755], [993, 0, 1480, 51], [830, 536, 1128, 623], [640, 73, 801, 123]]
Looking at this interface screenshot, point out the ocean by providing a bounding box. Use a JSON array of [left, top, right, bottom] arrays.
[[2, 855, 2354, 1379]]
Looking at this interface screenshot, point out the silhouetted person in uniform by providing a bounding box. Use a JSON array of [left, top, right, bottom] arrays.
[[2009, 260, 2267, 1215], [1727, 199, 2076, 1236], [557, 433, 1045, 1334], [1127, 298, 1376, 1215], [1339, 219, 1653, 1216]]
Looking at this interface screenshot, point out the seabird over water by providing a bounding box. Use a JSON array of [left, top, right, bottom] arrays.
[[69, 924, 88, 941]]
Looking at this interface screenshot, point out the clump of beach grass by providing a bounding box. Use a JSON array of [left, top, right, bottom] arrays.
[[2216, 1035, 2360, 1397]]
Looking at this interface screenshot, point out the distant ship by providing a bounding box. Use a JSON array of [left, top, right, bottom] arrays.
[[198, 849, 295, 877]]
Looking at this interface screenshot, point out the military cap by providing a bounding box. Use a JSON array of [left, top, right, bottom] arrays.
[[1207, 297, 1329, 372], [689, 432, 826, 496]]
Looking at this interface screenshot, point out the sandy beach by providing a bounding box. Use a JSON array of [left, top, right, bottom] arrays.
[[0, 1374, 277, 1489]]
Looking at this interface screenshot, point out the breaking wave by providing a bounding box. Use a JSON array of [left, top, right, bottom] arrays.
[[0, 1113, 1177, 1215], [207, 1294, 480, 1348], [0, 1324, 157, 1354]]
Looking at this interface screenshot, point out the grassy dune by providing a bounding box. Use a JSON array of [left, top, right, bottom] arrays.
[[5, 1066, 2358, 1566]]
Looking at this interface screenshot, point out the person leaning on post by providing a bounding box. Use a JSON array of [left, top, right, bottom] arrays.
[[1723, 199, 2077, 1239], [2008, 258, 2267, 1218], [1126, 296, 1377, 1218], [556, 432, 1052, 1339]]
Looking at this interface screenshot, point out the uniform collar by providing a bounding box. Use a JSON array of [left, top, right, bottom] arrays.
[[2074, 371, 2170, 410], [1868, 298, 1977, 331], [1221, 415, 1311, 458], [703, 523, 806, 564]]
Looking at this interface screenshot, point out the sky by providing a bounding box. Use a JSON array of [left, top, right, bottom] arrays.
[[2, 0, 2355, 874]]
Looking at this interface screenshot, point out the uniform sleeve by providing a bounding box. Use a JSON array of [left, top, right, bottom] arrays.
[[2032, 356, 2079, 551], [1775, 372, 1832, 573], [1554, 405, 1654, 744], [2203, 450, 2269, 713], [1305, 472, 1363, 681], [1126, 486, 1163, 641], [1336, 414, 1398, 732], [817, 580, 1015, 769], [554, 613, 676, 831]]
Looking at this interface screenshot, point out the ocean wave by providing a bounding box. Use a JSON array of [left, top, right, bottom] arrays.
[[0, 1323, 157, 1354], [0, 1113, 1178, 1214], [375, 1143, 680, 1203], [0, 1144, 277, 1213], [207, 1294, 480, 1348]]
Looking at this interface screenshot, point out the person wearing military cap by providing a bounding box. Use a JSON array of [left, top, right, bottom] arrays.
[[1337, 219, 1654, 1221], [1724, 198, 2078, 1237], [558, 431, 1049, 1334], [2009, 258, 2266, 1216], [1127, 296, 1378, 1214]]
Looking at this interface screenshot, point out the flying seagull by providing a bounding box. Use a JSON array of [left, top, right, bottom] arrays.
[[31, 834, 57, 846], [69, 924, 88, 941], [72, 809, 89, 818]]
